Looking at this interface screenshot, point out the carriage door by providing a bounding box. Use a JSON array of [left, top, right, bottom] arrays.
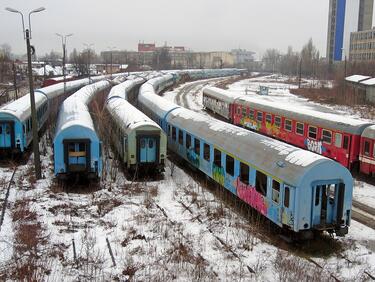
[[0, 123, 12, 148], [139, 137, 157, 163], [312, 184, 336, 226], [67, 141, 88, 172]]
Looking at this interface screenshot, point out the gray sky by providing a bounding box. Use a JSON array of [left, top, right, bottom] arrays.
[[0, 0, 368, 59]]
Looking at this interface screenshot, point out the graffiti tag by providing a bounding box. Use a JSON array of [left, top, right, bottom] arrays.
[[306, 139, 323, 154]]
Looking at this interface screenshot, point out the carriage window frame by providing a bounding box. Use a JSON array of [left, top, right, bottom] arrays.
[[274, 116, 281, 128], [284, 186, 290, 208], [172, 126, 177, 141], [284, 119, 292, 132], [335, 133, 342, 148], [225, 155, 235, 176], [168, 125, 171, 137], [203, 143, 210, 161], [255, 170, 267, 197], [214, 148, 222, 167], [322, 129, 332, 144], [178, 129, 183, 145], [257, 112, 263, 122], [242, 107, 247, 117], [272, 180, 281, 204], [308, 126, 317, 140], [364, 140, 370, 156], [237, 106, 241, 115], [296, 122, 304, 136], [266, 113, 272, 124], [240, 162, 249, 185], [194, 138, 201, 156], [248, 109, 254, 120], [343, 135, 349, 150], [186, 133, 191, 149]]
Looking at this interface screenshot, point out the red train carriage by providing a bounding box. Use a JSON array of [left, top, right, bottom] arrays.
[[360, 126, 375, 175], [203, 87, 374, 172], [42, 75, 75, 87]]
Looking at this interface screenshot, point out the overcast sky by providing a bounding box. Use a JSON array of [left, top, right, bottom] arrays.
[[0, 0, 372, 59]]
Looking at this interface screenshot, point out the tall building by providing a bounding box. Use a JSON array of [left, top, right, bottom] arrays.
[[358, 0, 373, 31], [327, 0, 347, 63]]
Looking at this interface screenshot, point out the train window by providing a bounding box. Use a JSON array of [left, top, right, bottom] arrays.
[[186, 134, 191, 149], [242, 107, 247, 117], [149, 140, 154, 149], [343, 136, 349, 150], [308, 126, 317, 139], [266, 114, 272, 124], [204, 143, 210, 161], [214, 148, 221, 167], [79, 143, 86, 152], [335, 133, 342, 148], [284, 186, 290, 208], [178, 130, 183, 145], [240, 162, 249, 185], [237, 107, 241, 115], [5, 125, 10, 134], [275, 116, 281, 128], [168, 125, 171, 136], [172, 127, 177, 141], [194, 138, 201, 156], [272, 180, 280, 204], [315, 186, 320, 206], [0, 127, 2, 134], [226, 155, 234, 176], [248, 109, 254, 120], [23, 125, 26, 134], [296, 122, 304, 135], [364, 141, 370, 156], [255, 170, 267, 197], [257, 112, 263, 122], [322, 129, 332, 144], [284, 119, 292, 132], [68, 143, 75, 152]]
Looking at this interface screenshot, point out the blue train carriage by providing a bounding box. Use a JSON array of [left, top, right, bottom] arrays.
[[106, 79, 167, 172], [139, 75, 354, 238], [53, 81, 111, 180], [0, 91, 49, 152]]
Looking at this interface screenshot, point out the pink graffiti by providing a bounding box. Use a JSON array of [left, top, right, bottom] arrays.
[[234, 178, 268, 215]]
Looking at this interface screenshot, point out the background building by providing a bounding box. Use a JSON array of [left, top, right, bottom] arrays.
[[358, 0, 373, 31], [327, 0, 347, 63]]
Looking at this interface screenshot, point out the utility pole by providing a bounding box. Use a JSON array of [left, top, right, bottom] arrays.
[[56, 33, 73, 95], [298, 57, 302, 89], [6, 6, 45, 180], [12, 62, 18, 99], [84, 43, 94, 83], [107, 46, 116, 77]]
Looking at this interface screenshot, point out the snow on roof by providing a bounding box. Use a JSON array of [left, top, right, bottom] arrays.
[[362, 125, 375, 139], [203, 87, 243, 103], [345, 75, 371, 83], [360, 78, 375, 86]]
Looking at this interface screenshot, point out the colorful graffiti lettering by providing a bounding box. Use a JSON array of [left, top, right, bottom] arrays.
[[233, 178, 268, 215], [305, 139, 325, 154], [282, 210, 294, 227], [241, 118, 260, 131], [212, 164, 225, 186], [186, 148, 200, 167]]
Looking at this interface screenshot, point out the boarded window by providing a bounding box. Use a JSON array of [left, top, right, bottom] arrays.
[[364, 141, 370, 156], [275, 116, 281, 128], [284, 119, 292, 132], [343, 136, 349, 150], [226, 155, 234, 176], [257, 112, 263, 122], [178, 130, 183, 145], [335, 133, 342, 148], [255, 170, 267, 197], [322, 129, 332, 144], [186, 134, 191, 149], [194, 138, 200, 156], [240, 162, 249, 185], [296, 122, 304, 135], [308, 126, 317, 139], [204, 143, 210, 161], [172, 127, 176, 140], [284, 187, 290, 208], [214, 148, 221, 167], [249, 109, 254, 119], [272, 180, 280, 204], [266, 114, 272, 124]]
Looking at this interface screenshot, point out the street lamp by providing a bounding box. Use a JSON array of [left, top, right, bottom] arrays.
[[107, 46, 116, 77], [56, 33, 73, 94], [83, 43, 94, 83], [6, 6, 45, 180]]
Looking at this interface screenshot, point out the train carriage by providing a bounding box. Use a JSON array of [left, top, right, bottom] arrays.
[[139, 74, 354, 238], [359, 125, 375, 175], [203, 87, 374, 172], [54, 80, 111, 180], [106, 77, 167, 172]]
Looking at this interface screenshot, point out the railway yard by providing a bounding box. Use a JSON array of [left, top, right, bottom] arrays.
[[0, 73, 374, 281]]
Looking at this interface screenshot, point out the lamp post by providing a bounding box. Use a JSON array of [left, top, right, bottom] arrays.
[[56, 33, 73, 95], [342, 48, 347, 96], [83, 43, 94, 83], [6, 6, 45, 180], [107, 46, 116, 77]]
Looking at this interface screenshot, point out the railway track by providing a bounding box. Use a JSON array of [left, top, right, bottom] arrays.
[[0, 168, 17, 232], [351, 200, 375, 230]]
